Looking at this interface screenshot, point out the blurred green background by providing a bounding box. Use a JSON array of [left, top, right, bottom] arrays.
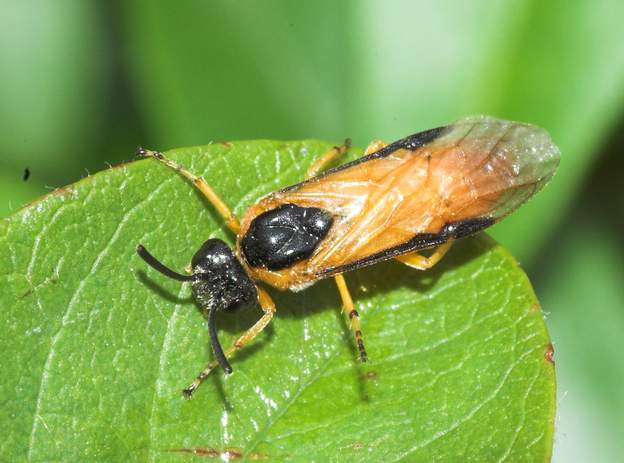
[[1, 1, 623, 460]]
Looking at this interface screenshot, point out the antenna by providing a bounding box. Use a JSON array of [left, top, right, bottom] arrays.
[[208, 305, 233, 374], [136, 244, 194, 282], [138, 243, 233, 374]]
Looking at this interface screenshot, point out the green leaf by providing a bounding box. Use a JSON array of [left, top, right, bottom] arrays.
[[1, 141, 555, 461]]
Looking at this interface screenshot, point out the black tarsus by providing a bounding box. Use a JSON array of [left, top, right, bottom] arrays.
[[23, 168, 30, 181], [136, 146, 164, 159], [208, 305, 233, 374], [136, 244, 194, 282]]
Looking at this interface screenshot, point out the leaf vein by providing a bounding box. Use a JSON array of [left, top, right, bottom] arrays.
[[391, 344, 542, 461], [27, 175, 173, 459]]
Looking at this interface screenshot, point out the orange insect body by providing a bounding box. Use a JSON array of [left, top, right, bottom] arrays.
[[239, 116, 559, 290], [136, 115, 560, 396]]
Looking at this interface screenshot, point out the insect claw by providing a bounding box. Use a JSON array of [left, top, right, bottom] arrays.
[[136, 146, 147, 157], [182, 386, 195, 398]]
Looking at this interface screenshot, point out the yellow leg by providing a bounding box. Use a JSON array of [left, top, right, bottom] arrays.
[[334, 274, 367, 362], [305, 139, 388, 180], [138, 148, 240, 234], [306, 140, 392, 363], [364, 140, 387, 155], [396, 240, 454, 270], [183, 287, 276, 397], [305, 139, 351, 179]]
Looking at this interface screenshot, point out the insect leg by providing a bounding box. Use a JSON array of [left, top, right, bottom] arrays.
[[305, 139, 351, 179], [307, 142, 375, 362], [364, 140, 387, 155], [183, 286, 276, 397], [138, 148, 241, 234], [395, 240, 454, 270], [334, 274, 368, 362], [306, 139, 388, 179]]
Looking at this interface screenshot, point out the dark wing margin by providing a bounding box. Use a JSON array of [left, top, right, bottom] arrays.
[[264, 115, 559, 286], [318, 216, 494, 277], [280, 124, 449, 193]]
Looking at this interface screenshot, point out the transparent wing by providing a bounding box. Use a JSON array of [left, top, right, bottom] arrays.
[[239, 116, 560, 285]]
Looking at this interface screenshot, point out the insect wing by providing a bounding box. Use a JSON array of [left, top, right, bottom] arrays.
[[240, 116, 560, 282], [387, 116, 560, 232]]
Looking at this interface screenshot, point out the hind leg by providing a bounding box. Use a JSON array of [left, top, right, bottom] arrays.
[[396, 240, 454, 270]]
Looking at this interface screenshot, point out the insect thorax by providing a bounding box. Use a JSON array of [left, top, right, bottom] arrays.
[[241, 203, 333, 271]]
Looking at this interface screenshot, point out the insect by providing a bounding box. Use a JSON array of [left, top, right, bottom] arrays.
[[136, 115, 560, 397]]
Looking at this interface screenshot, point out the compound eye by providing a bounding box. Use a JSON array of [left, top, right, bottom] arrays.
[[242, 204, 333, 270], [191, 238, 232, 269]]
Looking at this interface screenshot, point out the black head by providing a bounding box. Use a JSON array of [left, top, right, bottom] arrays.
[[190, 239, 257, 312], [241, 203, 333, 270], [136, 239, 257, 374]]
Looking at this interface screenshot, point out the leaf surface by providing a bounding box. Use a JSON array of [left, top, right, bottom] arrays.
[[0, 141, 555, 462]]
